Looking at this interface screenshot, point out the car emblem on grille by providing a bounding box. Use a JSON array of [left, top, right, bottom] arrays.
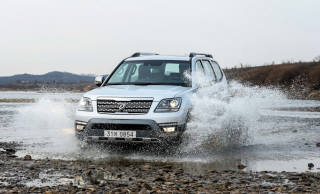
[[118, 103, 126, 111]]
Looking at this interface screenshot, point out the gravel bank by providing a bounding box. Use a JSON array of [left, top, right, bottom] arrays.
[[1, 142, 320, 193]]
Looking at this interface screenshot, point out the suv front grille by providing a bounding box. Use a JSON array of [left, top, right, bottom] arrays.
[[97, 100, 153, 114]]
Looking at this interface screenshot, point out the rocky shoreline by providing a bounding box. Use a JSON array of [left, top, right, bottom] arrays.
[[0, 142, 320, 193]]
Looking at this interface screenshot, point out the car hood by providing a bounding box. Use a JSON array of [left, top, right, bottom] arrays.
[[84, 85, 192, 101]]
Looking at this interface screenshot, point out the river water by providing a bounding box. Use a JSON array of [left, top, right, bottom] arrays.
[[0, 84, 320, 174]]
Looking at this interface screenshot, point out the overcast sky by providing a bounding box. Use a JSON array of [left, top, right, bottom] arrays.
[[0, 0, 319, 76]]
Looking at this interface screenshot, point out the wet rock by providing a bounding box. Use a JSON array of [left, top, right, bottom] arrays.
[[74, 175, 84, 186], [153, 177, 165, 182], [295, 187, 305, 192], [163, 165, 173, 169], [316, 143, 320, 147], [85, 170, 100, 185], [162, 169, 171, 173], [139, 187, 147, 193], [85, 185, 95, 192], [98, 180, 107, 187], [292, 129, 298, 133], [24, 155, 32, 161], [165, 182, 174, 186], [25, 163, 36, 170], [143, 183, 153, 190], [308, 163, 314, 169], [119, 188, 131, 193], [237, 164, 247, 170], [4, 148, 16, 154], [117, 183, 128, 187], [141, 164, 151, 169], [88, 165, 96, 169]]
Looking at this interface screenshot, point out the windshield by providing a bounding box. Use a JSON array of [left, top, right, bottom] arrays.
[[105, 60, 191, 86]]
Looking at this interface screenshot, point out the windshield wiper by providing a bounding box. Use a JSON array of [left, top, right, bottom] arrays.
[[132, 82, 157, 85]]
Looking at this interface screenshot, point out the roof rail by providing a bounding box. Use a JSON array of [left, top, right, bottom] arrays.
[[189, 52, 213, 58], [131, 52, 159, 57]]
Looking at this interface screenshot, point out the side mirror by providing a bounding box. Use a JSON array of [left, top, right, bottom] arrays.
[[95, 75, 108, 87]]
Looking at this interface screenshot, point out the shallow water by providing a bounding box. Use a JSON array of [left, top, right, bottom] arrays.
[[0, 87, 320, 173]]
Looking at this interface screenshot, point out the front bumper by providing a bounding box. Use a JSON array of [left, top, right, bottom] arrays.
[[75, 119, 185, 144]]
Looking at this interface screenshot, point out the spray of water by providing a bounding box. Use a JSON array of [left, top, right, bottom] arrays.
[[183, 80, 286, 152], [12, 95, 80, 157]]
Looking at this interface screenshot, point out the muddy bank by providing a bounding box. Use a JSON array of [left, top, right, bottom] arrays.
[[0, 82, 96, 93], [224, 61, 320, 100], [0, 98, 35, 103], [0, 98, 79, 103], [1, 143, 320, 193]]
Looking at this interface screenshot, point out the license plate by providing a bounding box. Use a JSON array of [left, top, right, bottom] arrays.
[[104, 130, 136, 138]]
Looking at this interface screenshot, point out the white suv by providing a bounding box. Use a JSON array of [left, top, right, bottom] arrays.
[[75, 52, 227, 144]]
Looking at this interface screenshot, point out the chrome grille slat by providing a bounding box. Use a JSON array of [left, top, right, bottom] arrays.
[[97, 100, 153, 114]]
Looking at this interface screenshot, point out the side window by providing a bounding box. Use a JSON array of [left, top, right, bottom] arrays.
[[195, 60, 205, 74], [211, 61, 223, 81], [194, 60, 207, 87], [202, 60, 216, 82]]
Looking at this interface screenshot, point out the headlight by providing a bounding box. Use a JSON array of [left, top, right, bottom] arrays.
[[75, 121, 88, 131], [78, 97, 93, 112], [155, 98, 182, 112]]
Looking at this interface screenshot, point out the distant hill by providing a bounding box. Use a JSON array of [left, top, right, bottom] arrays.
[[0, 71, 95, 84]]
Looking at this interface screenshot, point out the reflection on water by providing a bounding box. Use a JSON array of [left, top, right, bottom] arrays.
[[0, 91, 320, 173]]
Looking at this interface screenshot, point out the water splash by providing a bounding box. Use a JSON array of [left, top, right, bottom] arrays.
[[183, 81, 287, 151], [11, 94, 80, 157]]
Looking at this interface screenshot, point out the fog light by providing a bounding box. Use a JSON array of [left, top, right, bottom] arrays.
[[163, 127, 176, 133]]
